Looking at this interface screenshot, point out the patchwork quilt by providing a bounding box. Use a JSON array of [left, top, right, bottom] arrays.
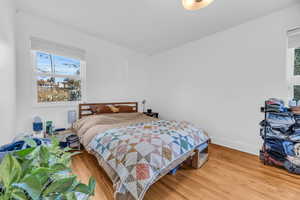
[[89, 120, 209, 200]]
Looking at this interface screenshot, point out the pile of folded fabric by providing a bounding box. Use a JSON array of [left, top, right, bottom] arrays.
[[264, 98, 287, 113], [293, 114, 300, 134], [260, 98, 300, 174]]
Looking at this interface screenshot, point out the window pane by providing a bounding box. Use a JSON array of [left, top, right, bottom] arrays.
[[36, 52, 52, 73], [53, 55, 80, 76], [37, 76, 81, 102], [294, 48, 300, 75], [294, 85, 300, 101]]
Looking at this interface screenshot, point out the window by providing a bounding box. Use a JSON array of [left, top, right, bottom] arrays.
[[293, 49, 300, 100], [288, 29, 300, 100], [31, 37, 86, 105]]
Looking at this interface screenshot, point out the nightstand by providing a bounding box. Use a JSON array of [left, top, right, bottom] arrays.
[[143, 112, 159, 118], [44, 129, 81, 150]]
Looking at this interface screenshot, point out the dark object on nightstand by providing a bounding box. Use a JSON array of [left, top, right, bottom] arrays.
[[144, 112, 159, 118], [44, 129, 81, 150]]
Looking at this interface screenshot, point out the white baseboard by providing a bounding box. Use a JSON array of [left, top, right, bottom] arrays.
[[211, 137, 259, 155]]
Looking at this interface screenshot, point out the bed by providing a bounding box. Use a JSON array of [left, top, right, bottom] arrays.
[[74, 102, 209, 200]]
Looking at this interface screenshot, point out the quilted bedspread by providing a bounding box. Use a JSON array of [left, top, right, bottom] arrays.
[[89, 120, 209, 200]]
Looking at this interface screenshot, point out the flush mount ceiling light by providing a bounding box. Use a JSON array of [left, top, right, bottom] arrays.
[[182, 0, 214, 10]]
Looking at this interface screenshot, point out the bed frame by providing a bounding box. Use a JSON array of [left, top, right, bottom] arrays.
[[78, 102, 138, 119]]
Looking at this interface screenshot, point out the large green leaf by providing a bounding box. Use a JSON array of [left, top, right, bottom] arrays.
[[88, 178, 96, 195], [11, 188, 28, 200], [39, 146, 50, 167], [43, 176, 76, 196], [65, 192, 77, 200], [30, 167, 56, 185], [50, 163, 70, 172], [74, 177, 95, 196], [26, 146, 41, 162], [13, 174, 43, 200], [23, 138, 37, 148], [28, 146, 50, 167], [74, 183, 90, 194], [51, 137, 60, 148], [19, 159, 34, 179], [0, 154, 22, 188], [14, 147, 35, 159]]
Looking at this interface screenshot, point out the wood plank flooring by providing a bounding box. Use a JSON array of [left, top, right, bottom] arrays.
[[72, 144, 300, 200]]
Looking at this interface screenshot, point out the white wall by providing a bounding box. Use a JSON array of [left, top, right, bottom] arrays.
[[16, 12, 149, 133], [0, 0, 16, 145], [14, 5, 300, 155], [147, 5, 300, 155]]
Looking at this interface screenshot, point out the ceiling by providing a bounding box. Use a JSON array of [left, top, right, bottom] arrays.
[[16, 0, 299, 55]]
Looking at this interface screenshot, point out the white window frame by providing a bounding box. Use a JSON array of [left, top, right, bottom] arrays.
[[287, 28, 300, 101], [31, 50, 86, 107], [288, 48, 300, 100]]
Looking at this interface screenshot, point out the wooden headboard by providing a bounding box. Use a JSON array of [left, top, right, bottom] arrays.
[[79, 102, 138, 119]]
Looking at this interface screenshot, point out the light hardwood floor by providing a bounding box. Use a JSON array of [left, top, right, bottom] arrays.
[[72, 144, 300, 200]]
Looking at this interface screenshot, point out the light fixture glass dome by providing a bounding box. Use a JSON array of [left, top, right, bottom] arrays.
[[182, 0, 214, 10]]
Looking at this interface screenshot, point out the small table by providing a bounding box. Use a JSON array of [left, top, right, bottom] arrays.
[[143, 112, 159, 118], [44, 129, 81, 150]]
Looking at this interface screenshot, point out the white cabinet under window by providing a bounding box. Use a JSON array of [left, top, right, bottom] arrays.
[[31, 37, 86, 106]]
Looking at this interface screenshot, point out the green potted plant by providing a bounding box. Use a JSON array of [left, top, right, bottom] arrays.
[[0, 138, 95, 200]]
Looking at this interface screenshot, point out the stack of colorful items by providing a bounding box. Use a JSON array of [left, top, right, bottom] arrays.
[[260, 98, 300, 174]]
